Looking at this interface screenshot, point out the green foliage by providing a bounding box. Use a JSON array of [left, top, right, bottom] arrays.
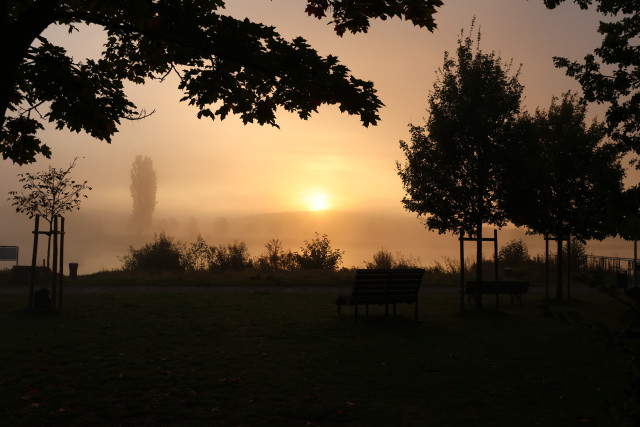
[[1, 1, 443, 164], [211, 240, 253, 272], [255, 239, 297, 272], [296, 232, 344, 270], [397, 23, 523, 237], [544, 0, 640, 156], [498, 239, 530, 266], [121, 233, 185, 271]]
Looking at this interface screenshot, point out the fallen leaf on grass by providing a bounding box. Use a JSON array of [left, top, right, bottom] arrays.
[[346, 402, 356, 407]]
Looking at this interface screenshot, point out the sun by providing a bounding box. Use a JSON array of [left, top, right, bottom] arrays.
[[306, 191, 330, 211]]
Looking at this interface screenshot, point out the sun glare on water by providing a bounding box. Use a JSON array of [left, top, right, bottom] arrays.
[[306, 191, 330, 211]]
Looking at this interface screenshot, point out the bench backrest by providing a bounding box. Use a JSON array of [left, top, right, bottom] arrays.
[[353, 269, 424, 300], [466, 281, 529, 294]]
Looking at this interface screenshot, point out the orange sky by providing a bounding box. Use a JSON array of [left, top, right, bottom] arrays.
[[2, 1, 634, 272]]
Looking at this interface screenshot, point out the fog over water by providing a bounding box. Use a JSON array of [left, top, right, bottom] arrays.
[[1, 206, 634, 275]]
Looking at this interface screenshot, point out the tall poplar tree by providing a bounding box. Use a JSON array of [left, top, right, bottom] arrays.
[[130, 155, 157, 230]]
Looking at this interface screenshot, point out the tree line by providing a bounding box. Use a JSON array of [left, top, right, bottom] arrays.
[[397, 23, 636, 306]]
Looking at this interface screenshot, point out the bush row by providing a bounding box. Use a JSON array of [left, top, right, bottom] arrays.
[[121, 232, 345, 272]]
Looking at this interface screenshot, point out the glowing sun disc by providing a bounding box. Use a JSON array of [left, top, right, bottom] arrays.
[[307, 192, 330, 211]]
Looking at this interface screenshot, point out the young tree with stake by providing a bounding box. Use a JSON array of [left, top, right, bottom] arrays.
[[8, 158, 91, 268]]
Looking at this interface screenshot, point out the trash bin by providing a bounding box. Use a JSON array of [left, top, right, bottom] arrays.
[[68, 262, 79, 279], [616, 271, 628, 289]]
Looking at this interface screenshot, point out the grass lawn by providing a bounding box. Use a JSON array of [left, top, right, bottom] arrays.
[[0, 286, 631, 426]]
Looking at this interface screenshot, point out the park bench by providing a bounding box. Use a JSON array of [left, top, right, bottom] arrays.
[[336, 268, 425, 320], [465, 281, 529, 308]]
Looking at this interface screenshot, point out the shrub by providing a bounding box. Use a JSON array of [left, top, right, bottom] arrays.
[[211, 240, 253, 271], [499, 239, 530, 266], [366, 248, 394, 269], [255, 239, 298, 271], [121, 233, 184, 271], [366, 248, 421, 269], [183, 234, 214, 271], [297, 233, 344, 271]]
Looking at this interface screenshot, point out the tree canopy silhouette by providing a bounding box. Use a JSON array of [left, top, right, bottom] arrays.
[[397, 25, 523, 308], [503, 92, 624, 298], [544, 0, 640, 157], [1, 0, 443, 164]]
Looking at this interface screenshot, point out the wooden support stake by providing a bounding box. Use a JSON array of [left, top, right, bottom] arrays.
[[51, 216, 58, 311], [59, 217, 65, 309], [29, 215, 40, 309], [459, 232, 465, 313]]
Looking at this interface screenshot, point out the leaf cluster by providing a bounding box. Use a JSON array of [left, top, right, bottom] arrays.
[[543, 0, 640, 157], [2, 0, 441, 164]]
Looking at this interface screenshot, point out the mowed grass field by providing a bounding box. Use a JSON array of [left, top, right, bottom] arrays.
[[0, 276, 632, 426]]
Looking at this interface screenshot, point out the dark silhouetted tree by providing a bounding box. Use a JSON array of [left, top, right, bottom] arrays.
[[397, 24, 523, 309], [8, 157, 91, 268], [130, 155, 156, 229], [1, 1, 443, 164], [544, 1, 640, 157], [503, 92, 624, 298]]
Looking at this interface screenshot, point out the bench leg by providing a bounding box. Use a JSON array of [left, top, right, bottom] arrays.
[[393, 303, 397, 316], [337, 304, 341, 317], [354, 304, 358, 320], [415, 299, 419, 321], [366, 304, 369, 316], [385, 303, 389, 319]]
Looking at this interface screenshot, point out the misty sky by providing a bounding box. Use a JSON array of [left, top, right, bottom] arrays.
[[2, 1, 636, 272]]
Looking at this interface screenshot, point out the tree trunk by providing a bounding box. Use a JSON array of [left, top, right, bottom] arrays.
[[556, 238, 563, 300], [0, 2, 56, 131], [475, 221, 483, 310], [46, 222, 52, 269]]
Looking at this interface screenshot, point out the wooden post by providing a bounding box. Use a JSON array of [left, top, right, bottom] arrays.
[[476, 223, 483, 311], [545, 236, 549, 300], [51, 216, 58, 311], [567, 235, 571, 300], [460, 232, 465, 312], [557, 238, 563, 300], [634, 240, 637, 288], [494, 229, 499, 309], [58, 217, 65, 309], [29, 215, 40, 309]]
